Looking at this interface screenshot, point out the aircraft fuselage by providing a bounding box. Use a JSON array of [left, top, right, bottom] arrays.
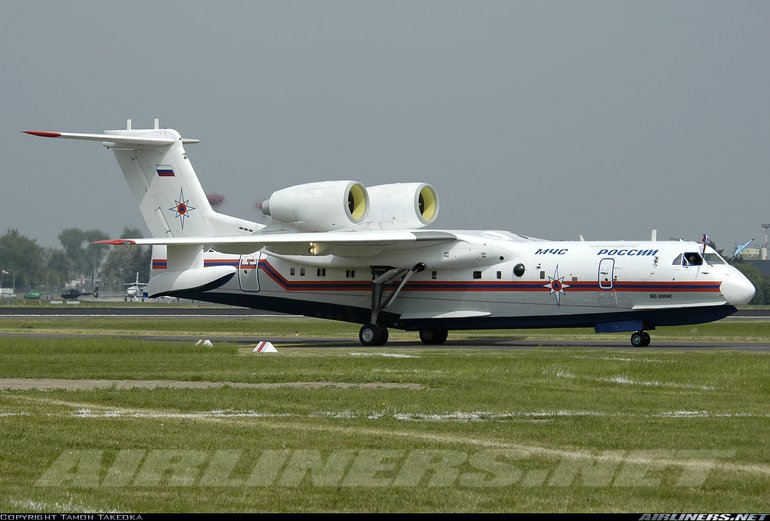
[[154, 232, 752, 337]]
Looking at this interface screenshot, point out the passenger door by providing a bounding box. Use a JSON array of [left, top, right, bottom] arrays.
[[238, 253, 261, 292], [598, 258, 615, 290]]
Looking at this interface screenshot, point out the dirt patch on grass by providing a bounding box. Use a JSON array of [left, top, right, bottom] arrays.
[[0, 378, 423, 391]]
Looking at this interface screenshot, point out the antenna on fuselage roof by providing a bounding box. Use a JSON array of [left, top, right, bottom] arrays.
[[651, 229, 657, 241]]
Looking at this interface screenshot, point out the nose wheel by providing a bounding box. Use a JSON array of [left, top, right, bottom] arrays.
[[630, 331, 651, 347]]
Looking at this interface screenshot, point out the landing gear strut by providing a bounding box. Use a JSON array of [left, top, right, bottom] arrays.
[[630, 330, 651, 347], [359, 263, 427, 346]]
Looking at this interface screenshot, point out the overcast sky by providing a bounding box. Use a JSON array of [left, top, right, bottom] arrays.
[[2, 1, 769, 253]]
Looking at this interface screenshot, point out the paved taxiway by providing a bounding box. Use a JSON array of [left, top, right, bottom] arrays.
[[0, 306, 768, 351]]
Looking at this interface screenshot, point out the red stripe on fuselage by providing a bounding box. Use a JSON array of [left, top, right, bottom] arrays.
[[149, 258, 722, 294]]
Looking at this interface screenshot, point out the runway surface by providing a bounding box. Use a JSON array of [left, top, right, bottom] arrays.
[[1, 306, 768, 351], [0, 306, 289, 317]]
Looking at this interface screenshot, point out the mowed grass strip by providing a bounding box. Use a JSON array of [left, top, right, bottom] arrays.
[[0, 323, 768, 512]]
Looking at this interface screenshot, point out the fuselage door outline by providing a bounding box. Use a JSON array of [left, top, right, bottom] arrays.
[[598, 257, 615, 290], [238, 253, 261, 292]]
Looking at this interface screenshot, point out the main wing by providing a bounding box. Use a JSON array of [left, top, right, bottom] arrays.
[[96, 229, 458, 256], [96, 230, 458, 297]]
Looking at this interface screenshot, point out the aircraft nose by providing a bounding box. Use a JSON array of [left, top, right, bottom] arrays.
[[721, 269, 756, 306]]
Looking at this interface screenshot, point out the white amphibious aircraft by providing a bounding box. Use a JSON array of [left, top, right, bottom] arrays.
[[25, 121, 755, 347]]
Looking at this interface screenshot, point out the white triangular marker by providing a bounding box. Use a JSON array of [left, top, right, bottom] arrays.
[[253, 341, 277, 353]]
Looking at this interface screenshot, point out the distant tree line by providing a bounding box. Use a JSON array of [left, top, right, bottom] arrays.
[[0, 227, 150, 295]]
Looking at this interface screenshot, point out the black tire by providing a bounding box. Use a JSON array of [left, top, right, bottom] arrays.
[[419, 329, 448, 345], [359, 324, 388, 346], [630, 331, 645, 347], [641, 331, 651, 347]]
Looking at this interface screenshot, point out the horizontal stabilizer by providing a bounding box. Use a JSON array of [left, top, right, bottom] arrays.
[[23, 130, 199, 146]]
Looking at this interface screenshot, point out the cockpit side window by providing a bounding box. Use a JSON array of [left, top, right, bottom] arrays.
[[682, 252, 703, 266], [672, 253, 683, 266]]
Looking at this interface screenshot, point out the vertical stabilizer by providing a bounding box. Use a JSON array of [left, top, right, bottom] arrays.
[[24, 123, 261, 238], [105, 125, 260, 238]]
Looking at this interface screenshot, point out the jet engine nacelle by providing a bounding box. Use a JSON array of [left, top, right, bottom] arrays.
[[363, 183, 439, 230], [261, 181, 369, 232]]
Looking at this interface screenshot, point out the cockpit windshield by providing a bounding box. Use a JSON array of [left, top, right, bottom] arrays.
[[673, 250, 727, 266], [703, 251, 727, 265]]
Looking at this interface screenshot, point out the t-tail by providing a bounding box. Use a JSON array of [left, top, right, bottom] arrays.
[[24, 119, 260, 238]]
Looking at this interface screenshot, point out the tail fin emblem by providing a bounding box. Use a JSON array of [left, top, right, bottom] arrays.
[[170, 189, 196, 228]]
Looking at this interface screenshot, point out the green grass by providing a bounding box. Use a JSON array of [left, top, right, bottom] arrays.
[[0, 316, 362, 338], [0, 320, 768, 513]]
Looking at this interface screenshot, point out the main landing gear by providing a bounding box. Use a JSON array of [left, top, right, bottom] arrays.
[[358, 324, 449, 346], [359, 323, 389, 347], [630, 330, 651, 347], [358, 263, 427, 347], [419, 329, 448, 345]]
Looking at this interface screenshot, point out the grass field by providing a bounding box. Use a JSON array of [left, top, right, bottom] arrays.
[[0, 315, 768, 513]]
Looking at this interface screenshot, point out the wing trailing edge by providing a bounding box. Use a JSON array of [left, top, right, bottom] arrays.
[[94, 230, 458, 255]]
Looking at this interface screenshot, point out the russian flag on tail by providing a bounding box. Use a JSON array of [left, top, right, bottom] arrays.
[[156, 167, 175, 177], [253, 341, 277, 353]]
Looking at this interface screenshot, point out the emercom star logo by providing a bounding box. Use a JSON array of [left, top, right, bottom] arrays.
[[544, 264, 570, 305], [170, 188, 196, 229]]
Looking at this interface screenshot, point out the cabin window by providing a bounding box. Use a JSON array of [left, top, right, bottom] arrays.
[[290, 267, 296, 276], [346, 270, 356, 278], [317, 268, 326, 277], [473, 271, 482, 279], [431, 271, 437, 280], [496, 271, 502, 279], [300, 267, 306, 276], [540, 271, 546, 280]]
